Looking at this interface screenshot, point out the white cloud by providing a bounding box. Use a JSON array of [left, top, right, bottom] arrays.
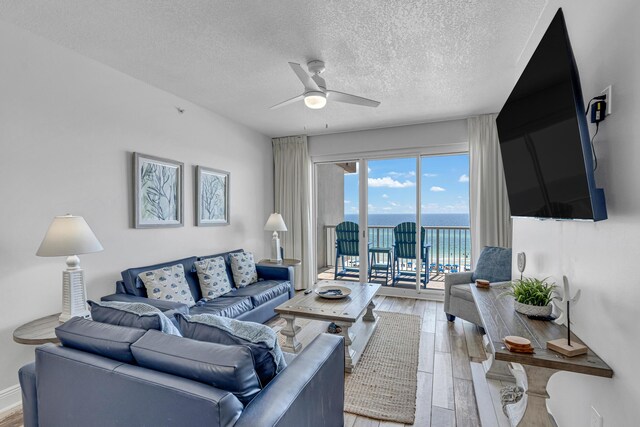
[[424, 173, 438, 177], [388, 201, 398, 207], [382, 194, 389, 199], [368, 167, 372, 173], [383, 207, 392, 210], [458, 174, 469, 183], [368, 177, 416, 188], [388, 171, 415, 179], [344, 200, 351, 204], [430, 186, 446, 192]]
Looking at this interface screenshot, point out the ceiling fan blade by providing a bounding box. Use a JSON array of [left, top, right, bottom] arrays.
[[289, 62, 320, 92], [270, 94, 304, 109], [311, 74, 326, 89], [327, 90, 380, 108]]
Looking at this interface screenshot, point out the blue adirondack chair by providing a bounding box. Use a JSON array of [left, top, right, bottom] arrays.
[[392, 222, 431, 286], [334, 221, 367, 279]]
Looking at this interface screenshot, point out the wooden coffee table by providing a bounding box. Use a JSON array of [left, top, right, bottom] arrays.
[[275, 280, 381, 372]]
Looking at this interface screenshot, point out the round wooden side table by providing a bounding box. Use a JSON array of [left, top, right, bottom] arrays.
[[13, 313, 62, 345]]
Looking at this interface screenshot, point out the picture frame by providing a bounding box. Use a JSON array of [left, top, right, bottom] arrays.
[[196, 165, 230, 226], [133, 153, 184, 228]]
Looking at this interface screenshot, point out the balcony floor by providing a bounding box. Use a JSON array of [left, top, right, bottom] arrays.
[[317, 266, 445, 290]]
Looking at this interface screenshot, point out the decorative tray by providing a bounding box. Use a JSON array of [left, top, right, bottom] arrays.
[[315, 285, 352, 299]]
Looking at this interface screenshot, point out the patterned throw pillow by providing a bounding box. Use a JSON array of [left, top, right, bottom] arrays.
[[229, 252, 258, 288], [194, 256, 232, 300], [138, 264, 196, 307]]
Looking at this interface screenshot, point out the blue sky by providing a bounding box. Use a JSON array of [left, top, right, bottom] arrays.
[[344, 155, 469, 214]]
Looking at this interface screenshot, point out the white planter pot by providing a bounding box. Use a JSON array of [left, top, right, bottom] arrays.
[[513, 300, 552, 317]]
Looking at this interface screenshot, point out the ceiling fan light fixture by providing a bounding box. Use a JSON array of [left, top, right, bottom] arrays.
[[304, 91, 327, 109]]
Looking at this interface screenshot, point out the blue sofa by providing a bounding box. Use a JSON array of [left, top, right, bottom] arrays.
[[19, 318, 345, 427], [101, 249, 294, 324]]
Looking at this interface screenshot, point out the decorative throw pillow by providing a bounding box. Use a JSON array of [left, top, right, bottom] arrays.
[[88, 300, 182, 336], [194, 256, 233, 300], [471, 246, 512, 283], [138, 264, 195, 307], [229, 252, 258, 288], [176, 313, 287, 387]]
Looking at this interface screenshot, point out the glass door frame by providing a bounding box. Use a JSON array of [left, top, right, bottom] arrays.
[[311, 142, 468, 299]]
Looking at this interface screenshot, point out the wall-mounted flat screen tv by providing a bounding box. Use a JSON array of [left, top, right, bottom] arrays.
[[496, 8, 607, 221]]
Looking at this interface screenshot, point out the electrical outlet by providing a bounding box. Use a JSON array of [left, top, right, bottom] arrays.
[[590, 406, 603, 427], [601, 85, 612, 116]]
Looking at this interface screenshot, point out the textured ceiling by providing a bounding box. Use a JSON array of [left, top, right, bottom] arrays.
[[0, 0, 547, 137]]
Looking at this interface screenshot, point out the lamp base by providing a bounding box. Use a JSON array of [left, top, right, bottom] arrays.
[[59, 267, 90, 323], [270, 235, 282, 263]]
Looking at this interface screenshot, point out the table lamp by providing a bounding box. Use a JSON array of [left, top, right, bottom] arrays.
[[37, 215, 104, 322], [264, 213, 287, 263]]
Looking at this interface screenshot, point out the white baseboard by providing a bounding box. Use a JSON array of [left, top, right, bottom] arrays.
[[0, 384, 21, 414]]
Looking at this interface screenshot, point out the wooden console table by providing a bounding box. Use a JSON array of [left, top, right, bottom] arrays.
[[470, 283, 612, 427]]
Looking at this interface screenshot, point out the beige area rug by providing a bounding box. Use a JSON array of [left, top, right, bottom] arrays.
[[275, 311, 421, 424], [344, 311, 421, 424]]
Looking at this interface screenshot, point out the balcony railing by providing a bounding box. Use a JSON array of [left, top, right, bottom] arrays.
[[324, 224, 471, 274]]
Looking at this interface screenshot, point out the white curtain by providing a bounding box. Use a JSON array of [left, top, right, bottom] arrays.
[[469, 114, 512, 266], [272, 135, 313, 290]]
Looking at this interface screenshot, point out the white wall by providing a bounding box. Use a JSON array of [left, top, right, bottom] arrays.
[[0, 20, 272, 407], [511, 1, 639, 426], [308, 119, 468, 160]]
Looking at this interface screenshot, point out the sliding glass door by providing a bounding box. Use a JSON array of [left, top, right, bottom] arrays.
[[314, 152, 469, 295]]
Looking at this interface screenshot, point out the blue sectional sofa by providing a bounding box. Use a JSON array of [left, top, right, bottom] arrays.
[[19, 318, 345, 427], [101, 249, 294, 324]]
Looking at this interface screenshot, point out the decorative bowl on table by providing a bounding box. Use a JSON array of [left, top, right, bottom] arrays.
[[315, 285, 352, 299]]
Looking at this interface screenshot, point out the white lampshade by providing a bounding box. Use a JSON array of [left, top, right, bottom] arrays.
[[264, 213, 288, 232], [304, 92, 327, 109], [37, 215, 103, 257]]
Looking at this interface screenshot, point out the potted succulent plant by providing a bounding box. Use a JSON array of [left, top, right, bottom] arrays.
[[501, 277, 556, 316]]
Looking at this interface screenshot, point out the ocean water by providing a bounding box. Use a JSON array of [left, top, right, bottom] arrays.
[[341, 213, 471, 268], [344, 213, 470, 227]]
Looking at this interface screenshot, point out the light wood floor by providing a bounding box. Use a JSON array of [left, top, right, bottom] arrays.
[[266, 295, 486, 427], [0, 296, 486, 427]]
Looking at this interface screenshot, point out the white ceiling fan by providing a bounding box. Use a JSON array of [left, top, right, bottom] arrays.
[[270, 60, 381, 110]]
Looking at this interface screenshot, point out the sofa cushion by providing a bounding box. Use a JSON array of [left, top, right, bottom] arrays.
[[176, 314, 287, 387], [138, 264, 196, 307], [131, 330, 261, 406], [471, 246, 512, 283], [189, 296, 254, 318], [229, 252, 258, 288], [88, 300, 181, 336], [55, 317, 146, 364], [120, 256, 201, 299], [194, 256, 233, 300], [221, 280, 291, 307]]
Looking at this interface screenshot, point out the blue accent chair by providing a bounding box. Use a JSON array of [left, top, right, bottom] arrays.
[[444, 246, 512, 324]]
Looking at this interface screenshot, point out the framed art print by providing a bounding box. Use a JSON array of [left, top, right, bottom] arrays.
[[133, 153, 184, 228], [196, 166, 230, 226]]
